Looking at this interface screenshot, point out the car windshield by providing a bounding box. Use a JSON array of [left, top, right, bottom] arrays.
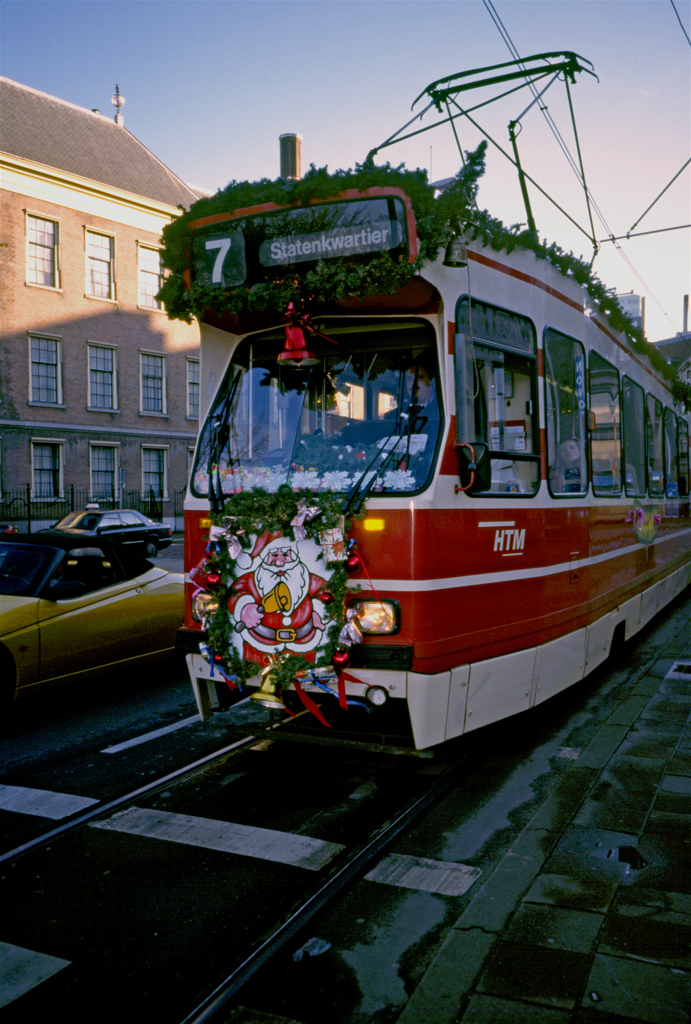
[[53, 512, 100, 530], [0, 543, 57, 596], [191, 317, 442, 497]]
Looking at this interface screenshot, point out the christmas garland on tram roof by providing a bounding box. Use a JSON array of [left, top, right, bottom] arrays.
[[160, 143, 691, 408]]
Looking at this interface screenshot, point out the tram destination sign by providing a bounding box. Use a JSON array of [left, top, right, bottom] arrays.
[[189, 191, 415, 289]]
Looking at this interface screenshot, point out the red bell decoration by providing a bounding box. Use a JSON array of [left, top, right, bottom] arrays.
[[317, 590, 334, 605], [345, 553, 361, 573], [332, 649, 350, 669], [278, 303, 337, 368], [206, 572, 221, 587], [277, 321, 319, 367]]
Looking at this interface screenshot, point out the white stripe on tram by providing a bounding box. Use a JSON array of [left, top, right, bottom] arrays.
[[360, 528, 691, 593], [0, 784, 99, 820], [0, 941, 71, 1009], [91, 806, 345, 871]]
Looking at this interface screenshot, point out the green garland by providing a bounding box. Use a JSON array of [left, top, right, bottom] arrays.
[[160, 142, 690, 408], [200, 486, 366, 694]]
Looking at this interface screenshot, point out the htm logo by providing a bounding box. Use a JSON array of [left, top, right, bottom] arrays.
[[494, 528, 525, 553]]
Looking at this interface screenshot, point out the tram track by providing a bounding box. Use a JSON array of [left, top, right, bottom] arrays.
[[179, 740, 471, 1024], [0, 719, 473, 1024], [0, 732, 259, 863]]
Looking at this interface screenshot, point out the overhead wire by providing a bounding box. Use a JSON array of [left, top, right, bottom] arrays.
[[670, 0, 691, 47], [482, 0, 686, 334]]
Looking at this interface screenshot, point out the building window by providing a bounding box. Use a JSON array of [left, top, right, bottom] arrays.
[[27, 215, 59, 288], [90, 444, 118, 499], [32, 441, 63, 499], [142, 447, 167, 498], [86, 230, 115, 299], [138, 246, 164, 309], [141, 353, 166, 413], [29, 335, 62, 405], [88, 344, 117, 410], [187, 359, 200, 418]]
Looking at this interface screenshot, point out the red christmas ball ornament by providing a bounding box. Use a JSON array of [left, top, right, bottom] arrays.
[[206, 572, 221, 586], [332, 649, 350, 669], [345, 553, 361, 573], [213, 654, 224, 663], [318, 590, 334, 605]]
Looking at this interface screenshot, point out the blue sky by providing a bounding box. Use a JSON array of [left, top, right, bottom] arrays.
[[2, 0, 689, 341]]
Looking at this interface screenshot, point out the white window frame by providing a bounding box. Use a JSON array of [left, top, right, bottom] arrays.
[[141, 445, 169, 500], [139, 350, 167, 415], [138, 244, 164, 310], [85, 228, 116, 300], [89, 442, 120, 501], [31, 438, 65, 500], [28, 334, 63, 406], [26, 212, 60, 289], [87, 342, 119, 411], [187, 359, 200, 419]]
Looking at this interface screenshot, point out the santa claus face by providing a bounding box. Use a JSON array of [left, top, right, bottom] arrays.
[[255, 544, 309, 612], [264, 546, 297, 568]]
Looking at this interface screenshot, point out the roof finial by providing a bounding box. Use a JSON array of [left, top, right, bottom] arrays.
[[111, 85, 125, 126]]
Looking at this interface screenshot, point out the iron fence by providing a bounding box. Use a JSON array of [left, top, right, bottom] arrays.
[[0, 486, 187, 534]]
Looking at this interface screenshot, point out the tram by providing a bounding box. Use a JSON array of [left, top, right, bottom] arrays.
[[168, 56, 691, 750]]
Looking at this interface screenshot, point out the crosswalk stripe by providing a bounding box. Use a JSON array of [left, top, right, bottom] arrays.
[[365, 853, 482, 895], [0, 784, 99, 820], [100, 714, 200, 753], [0, 941, 71, 1009], [90, 806, 346, 871]]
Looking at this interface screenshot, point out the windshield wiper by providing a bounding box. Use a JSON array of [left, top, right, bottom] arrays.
[[340, 403, 426, 516]]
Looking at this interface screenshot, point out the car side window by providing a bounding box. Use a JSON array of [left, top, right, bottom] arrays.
[[99, 513, 122, 530], [59, 546, 120, 594], [120, 512, 140, 527]]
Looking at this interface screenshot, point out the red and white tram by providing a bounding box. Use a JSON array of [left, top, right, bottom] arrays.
[[171, 64, 690, 751]]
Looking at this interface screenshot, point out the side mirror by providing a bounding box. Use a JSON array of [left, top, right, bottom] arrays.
[[455, 441, 491, 493]]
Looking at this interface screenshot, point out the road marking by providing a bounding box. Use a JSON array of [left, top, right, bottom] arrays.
[[100, 714, 200, 753], [365, 853, 481, 895], [91, 806, 346, 871], [0, 941, 71, 1009], [0, 785, 99, 820]]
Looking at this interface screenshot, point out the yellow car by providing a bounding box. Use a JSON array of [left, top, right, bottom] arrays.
[[0, 533, 184, 712]]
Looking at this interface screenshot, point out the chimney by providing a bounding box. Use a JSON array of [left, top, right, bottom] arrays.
[[684, 294, 689, 334], [280, 133, 302, 181]]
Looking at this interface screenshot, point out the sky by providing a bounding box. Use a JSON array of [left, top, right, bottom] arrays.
[[1, 0, 689, 342]]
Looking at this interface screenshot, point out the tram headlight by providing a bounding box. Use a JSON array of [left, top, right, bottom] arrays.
[[348, 599, 400, 635], [192, 591, 220, 622]]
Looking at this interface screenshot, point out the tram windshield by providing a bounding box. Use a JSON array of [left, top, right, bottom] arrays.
[[191, 318, 442, 498]]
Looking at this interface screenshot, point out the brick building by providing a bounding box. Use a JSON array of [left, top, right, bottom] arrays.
[[0, 77, 202, 524]]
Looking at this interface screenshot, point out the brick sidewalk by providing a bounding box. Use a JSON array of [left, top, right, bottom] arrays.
[[397, 631, 691, 1023]]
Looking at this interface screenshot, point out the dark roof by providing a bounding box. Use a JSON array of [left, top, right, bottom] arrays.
[[652, 333, 691, 366], [0, 77, 200, 210]]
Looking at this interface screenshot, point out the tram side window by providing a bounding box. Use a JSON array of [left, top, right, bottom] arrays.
[[622, 377, 645, 496], [646, 394, 664, 496], [678, 418, 689, 497], [456, 298, 539, 495], [589, 352, 621, 496], [544, 330, 588, 496], [664, 407, 679, 498]]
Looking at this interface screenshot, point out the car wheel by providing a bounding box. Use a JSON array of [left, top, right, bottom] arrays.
[[145, 539, 158, 558]]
